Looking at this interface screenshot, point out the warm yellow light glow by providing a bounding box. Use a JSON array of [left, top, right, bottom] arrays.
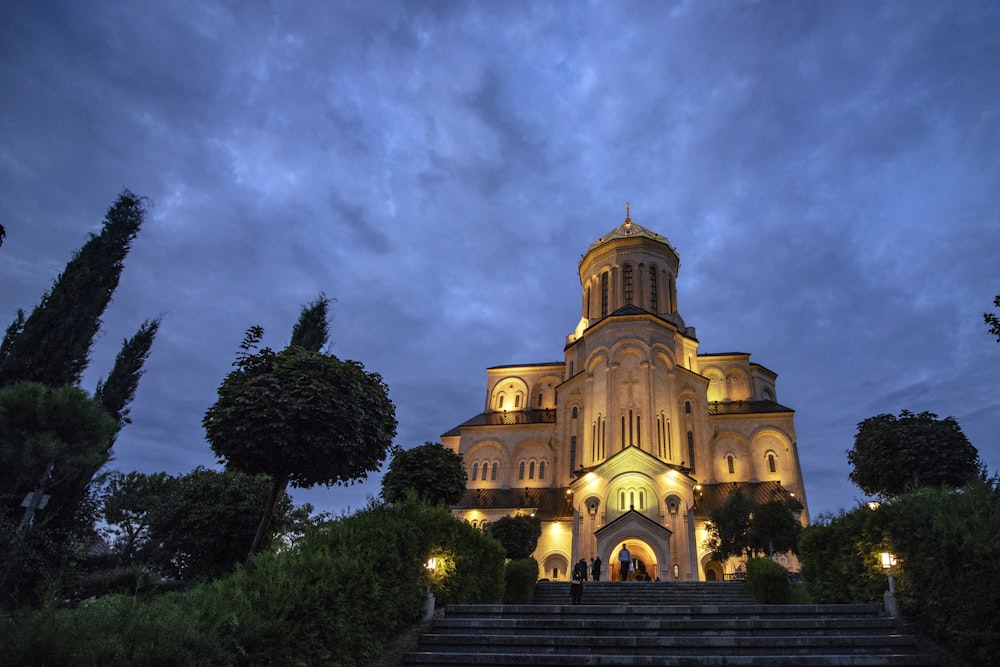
[[880, 552, 896, 569], [426, 557, 437, 571], [694, 484, 702, 491], [867, 501, 881, 511]]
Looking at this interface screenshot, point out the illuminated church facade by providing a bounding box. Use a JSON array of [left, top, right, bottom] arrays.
[[442, 208, 809, 582]]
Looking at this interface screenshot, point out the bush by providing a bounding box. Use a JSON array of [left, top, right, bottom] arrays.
[[798, 505, 888, 604], [503, 557, 538, 603], [745, 557, 789, 604], [882, 481, 1000, 665]]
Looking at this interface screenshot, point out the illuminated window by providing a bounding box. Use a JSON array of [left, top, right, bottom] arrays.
[[727, 455, 735, 475], [768, 453, 776, 473], [624, 264, 633, 305]]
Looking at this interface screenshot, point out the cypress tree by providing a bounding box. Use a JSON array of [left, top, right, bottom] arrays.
[[0, 190, 146, 388]]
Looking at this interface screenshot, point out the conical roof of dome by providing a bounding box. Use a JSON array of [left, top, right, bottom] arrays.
[[583, 203, 676, 257]]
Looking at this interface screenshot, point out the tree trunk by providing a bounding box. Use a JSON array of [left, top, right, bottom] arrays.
[[248, 473, 288, 560]]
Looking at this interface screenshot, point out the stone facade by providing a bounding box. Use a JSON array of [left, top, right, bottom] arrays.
[[442, 209, 809, 581]]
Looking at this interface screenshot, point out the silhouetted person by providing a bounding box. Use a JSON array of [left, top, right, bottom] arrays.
[[618, 543, 631, 582], [592, 556, 602, 581]]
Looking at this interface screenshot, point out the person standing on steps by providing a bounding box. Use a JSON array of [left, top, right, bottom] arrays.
[[617, 543, 631, 582], [570, 560, 585, 604], [592, 555, 602, 581]]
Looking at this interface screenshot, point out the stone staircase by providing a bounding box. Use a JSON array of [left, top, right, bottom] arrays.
[[404, 581, 937, 666]]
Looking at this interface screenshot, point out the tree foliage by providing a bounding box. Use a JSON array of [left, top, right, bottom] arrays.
[[487, 514, 542, 560], [204, 298, 397, 557], [705, 491, 802, 561], [0, 191, 146, 388], [102, 468, 308, 581], [847, 410, 981, 498], [985, 294, 1000, 342], [0, 382, 116, 531], [381, 442, 467, 506]]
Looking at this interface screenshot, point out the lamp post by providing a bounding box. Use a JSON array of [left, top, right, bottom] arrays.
[[881, 551, 897, 594]]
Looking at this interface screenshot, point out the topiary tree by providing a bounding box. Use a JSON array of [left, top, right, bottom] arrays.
[[847, 410, 981, 498], [381, 442, 467, 506], [204, 303, 396, 557]]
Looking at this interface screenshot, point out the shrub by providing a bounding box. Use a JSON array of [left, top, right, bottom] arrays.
[[745, 557, 789, 604], [503, 557, 538, 603], [798, 505, 888, 604], [882, 481, 1000, 665]]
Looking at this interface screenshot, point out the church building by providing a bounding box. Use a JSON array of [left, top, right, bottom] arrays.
[[442, 207, 809, 582]]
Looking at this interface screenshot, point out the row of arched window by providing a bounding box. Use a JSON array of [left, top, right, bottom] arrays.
[[723, 451, 779, 476], [468, 458, 550, 483]]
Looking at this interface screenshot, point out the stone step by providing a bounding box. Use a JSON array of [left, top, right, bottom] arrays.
[[404, 583, 937, 666]]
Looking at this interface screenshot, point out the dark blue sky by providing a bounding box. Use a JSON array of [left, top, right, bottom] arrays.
[[2, 1, 998, 520]]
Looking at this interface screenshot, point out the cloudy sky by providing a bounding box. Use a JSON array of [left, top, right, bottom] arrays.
[[2, 1, 998, 521]]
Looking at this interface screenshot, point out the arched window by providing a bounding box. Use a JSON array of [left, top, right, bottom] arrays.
[[471, 462, 479, 480], [601, 271, 609, 317], [518, 461, 525, 480], [624, 264, 634, 305], [649, 266, 658, 311], [619, 491, 626, 510], [727, 455, 735, 475], [514, 394, 521, 408], [570, 435, 577, 471], [491, 462, 498, 481], [537, 393, 543, 407], [685, 401, 691, 414], [768, 453, 777, 473], [639, 490, 645, 510], [539, 461, 546, 479], [572, 406, 578, 419], [497, 393, 504, 410], [529, 461, 536, 479], [687, 431, 696, 471], [481, 463, 489, 481]]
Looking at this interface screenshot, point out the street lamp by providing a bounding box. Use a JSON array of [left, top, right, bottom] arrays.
[[880, 551, 897, 593]]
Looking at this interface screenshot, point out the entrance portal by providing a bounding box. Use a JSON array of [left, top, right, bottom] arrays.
[[610, 540, 658, 581]]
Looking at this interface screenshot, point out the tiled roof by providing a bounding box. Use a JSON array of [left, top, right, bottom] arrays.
[[693, 481, 804, 520], [453, 409, 558, 429], [708, 400, 794, 415], [453, 487, 574, 520]]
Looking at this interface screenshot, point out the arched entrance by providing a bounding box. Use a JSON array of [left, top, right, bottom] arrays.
[[541, 553, 569, 581], [609, 540, 658, 581], [703, 560, 724, 582]]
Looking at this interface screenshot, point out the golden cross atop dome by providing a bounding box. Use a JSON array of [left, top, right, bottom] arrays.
[[625, 202, 632, 231]]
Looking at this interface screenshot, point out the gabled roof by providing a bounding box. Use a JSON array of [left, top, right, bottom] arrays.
[[453, 487, 574, 520], [693, 481, 804, 520]]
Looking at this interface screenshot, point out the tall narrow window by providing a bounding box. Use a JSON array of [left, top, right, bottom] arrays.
[[621, 416, 626, 448], [601, 272, 609, 317], [768, 453, 776, 473], [497, 394, 504, 410], [687, 431, 695, 472], [685, 401, 691, 414], [629, 491, 635, 509], [491, 462, 498, 481], [539, 461, 546, 479], [537, 393, 543, 407], [620, 491, 626, 510], [529, 461, 535, 479], [472, 462, 479, 480], [570, 436, 577, 472], [519, 462, 525, 480], [514, 394, 521, 408], [639, 491, 645, 510], [727, 455, 735, 475], [624, 264, 634, 305], [636, 415, 641, 448], [572, 406, 578, 419], [628, 409, 633, 445], [649, 266, 658, 311]]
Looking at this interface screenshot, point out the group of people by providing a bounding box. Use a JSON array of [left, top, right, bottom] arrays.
[[570, 543, 642, 604]]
